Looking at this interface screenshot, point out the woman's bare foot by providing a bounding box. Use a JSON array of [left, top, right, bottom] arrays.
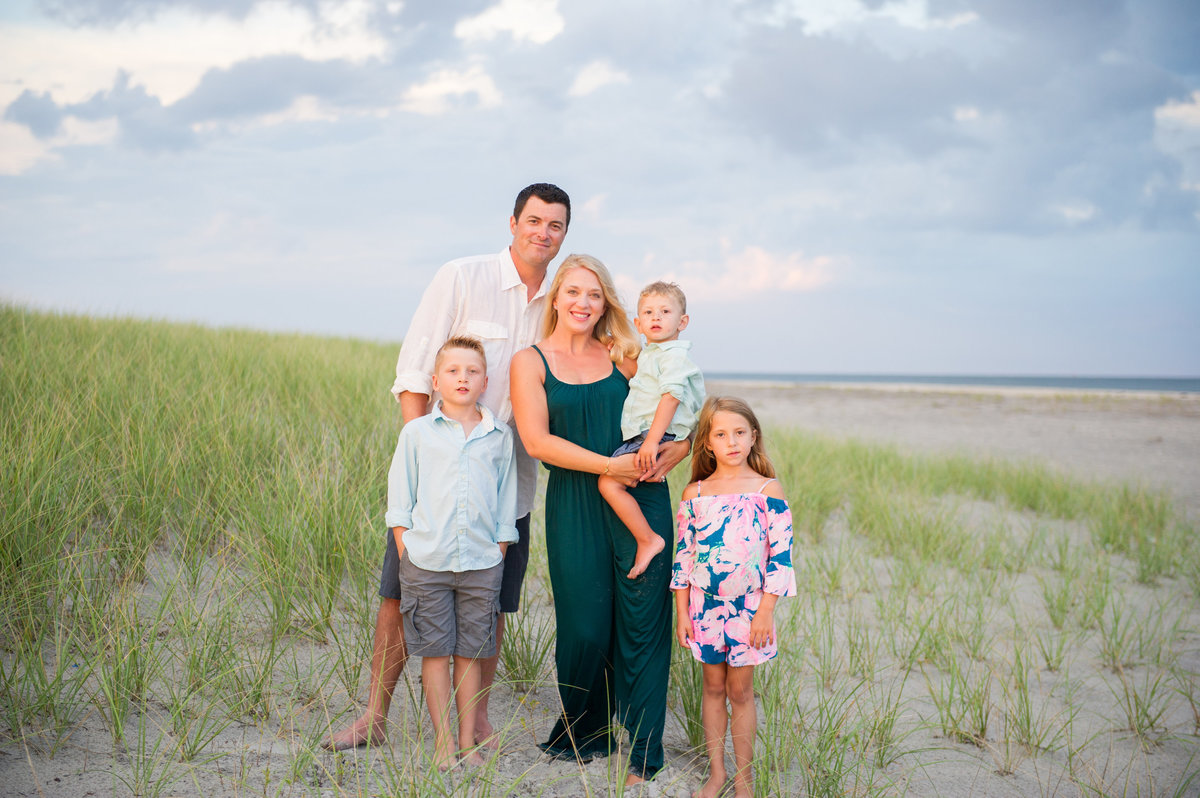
[[322, 714, 386, 751], [626, 535, 666, 579], [692, 772, 729, 798], [624, 772, 646, 787]]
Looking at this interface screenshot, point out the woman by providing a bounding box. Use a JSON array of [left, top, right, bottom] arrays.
[[510, 254, 690, 784]]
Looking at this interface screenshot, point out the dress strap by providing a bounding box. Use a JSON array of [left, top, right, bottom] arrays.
[[531, 344, 555, 383], [696, 480, 703, 496], [758, 478, 776, 494]]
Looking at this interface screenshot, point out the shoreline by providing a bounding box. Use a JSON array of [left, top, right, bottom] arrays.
[[709, 377, 1200, 401], [706, 379, 1200, 519]]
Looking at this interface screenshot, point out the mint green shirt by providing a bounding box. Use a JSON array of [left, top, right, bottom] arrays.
[[620, 340, 706, 441]]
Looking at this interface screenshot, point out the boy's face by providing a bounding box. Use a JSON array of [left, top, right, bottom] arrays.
[[634, 293, 688, 343], [431, 347, 488, 410]]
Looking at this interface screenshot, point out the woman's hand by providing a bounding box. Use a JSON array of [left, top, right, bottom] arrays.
[[642, 438, 690, 482], [605, 452, 641, 487]]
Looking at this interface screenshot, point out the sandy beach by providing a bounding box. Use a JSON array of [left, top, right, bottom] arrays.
[[4, 382, 1198, 797], [709, 380, 1200, 520]]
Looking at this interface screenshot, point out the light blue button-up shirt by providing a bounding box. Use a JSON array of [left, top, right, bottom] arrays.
[[386, 402, 519, 573]]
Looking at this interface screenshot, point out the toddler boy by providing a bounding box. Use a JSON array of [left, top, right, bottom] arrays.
[[599, 281, 705, 579], [386, 335, 518, 769]]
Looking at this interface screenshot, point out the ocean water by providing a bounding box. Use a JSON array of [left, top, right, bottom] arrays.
[[704, 373, 1200, 393]]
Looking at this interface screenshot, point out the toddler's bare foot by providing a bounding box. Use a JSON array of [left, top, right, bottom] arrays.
[[626, 535, 666, 579], [692, 772, 729, 798], [322, 715, 386, 751]]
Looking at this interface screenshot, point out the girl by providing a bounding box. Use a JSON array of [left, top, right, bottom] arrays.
[[671, 396, 796, 798]]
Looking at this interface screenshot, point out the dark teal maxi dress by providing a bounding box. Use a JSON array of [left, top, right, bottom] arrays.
[[533, 346, 673, 779]]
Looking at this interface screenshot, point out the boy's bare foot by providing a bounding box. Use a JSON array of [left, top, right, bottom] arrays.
[[322, 715, 386, 751], [692, 773, 729, 798], [626, 535, 666, 579], [434, 747, 459, 773], [474, 722, 501, 750], [459, 747, 486, 767]]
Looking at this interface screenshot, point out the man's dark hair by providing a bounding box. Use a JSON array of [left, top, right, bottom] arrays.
[[513, 183, 571, 229]]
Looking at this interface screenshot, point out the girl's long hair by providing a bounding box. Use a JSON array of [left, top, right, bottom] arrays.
[[689, 396, 776, 482], [540, 254, 640, 364]]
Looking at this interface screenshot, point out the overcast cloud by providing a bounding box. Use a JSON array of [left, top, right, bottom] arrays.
[[1, 0, 1197, 376]]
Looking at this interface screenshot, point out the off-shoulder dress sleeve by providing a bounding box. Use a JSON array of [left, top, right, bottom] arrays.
[[762, 496, 796, 597], [670, 500, 697, 591]]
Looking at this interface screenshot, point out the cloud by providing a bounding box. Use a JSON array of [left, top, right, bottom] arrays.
[[3, 0, 388, 108], [454, 0, 563, 45], [399, 65, 502, 114], [661, 241, 839, 301], [568, 61, 629, 97], [3, 90, 64, 138]]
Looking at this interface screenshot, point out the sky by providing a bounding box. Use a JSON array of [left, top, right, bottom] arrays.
[[1, 0, 1198, 376]]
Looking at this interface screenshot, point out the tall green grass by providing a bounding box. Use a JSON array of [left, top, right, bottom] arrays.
[[3, 305, 1198, 796]]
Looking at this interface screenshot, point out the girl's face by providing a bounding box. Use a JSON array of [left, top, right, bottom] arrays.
[[553, 267, 606, 335], [706, 410, 756, 469]]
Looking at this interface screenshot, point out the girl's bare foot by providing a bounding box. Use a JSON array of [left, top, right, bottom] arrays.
[[626, 535, 666, 579], [692, 772, 729, 798], [322, 715, 386, 751]]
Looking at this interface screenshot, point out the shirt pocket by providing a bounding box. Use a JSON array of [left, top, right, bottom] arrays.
[[462, 319, 510, 373]]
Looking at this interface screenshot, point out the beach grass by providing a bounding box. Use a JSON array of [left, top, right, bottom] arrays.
[[2, 304, 1198, 796]]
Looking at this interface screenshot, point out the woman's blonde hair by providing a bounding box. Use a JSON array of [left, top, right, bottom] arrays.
[[689, 396, 776, 482], [541, 254, 640, 364]]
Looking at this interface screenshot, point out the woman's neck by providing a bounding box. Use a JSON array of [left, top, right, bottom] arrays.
[[546, 327, 598, 354]]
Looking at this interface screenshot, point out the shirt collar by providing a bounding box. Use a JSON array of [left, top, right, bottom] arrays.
[[642, 339, 691, 353], [500, 247, 550, 300], [432, 400, 498, 434]]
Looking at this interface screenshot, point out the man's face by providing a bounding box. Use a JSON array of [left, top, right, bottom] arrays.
[[509, 196, 568, 272]]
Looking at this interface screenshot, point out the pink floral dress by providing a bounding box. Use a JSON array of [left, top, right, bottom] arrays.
[[671, 481, 796, 666]]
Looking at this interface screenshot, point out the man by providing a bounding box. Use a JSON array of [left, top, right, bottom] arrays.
[[326, 183, 571, 750]]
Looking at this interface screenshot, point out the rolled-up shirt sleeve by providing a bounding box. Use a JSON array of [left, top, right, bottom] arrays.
[[391, 262, 462, 401], [763, 497, 797, 597], [385, 427, 419, 530], [657, 346, 704, 407]]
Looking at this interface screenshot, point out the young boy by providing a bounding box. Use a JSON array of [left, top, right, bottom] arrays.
[[386, 335, 518, 770], [599, 281, 705, 579]]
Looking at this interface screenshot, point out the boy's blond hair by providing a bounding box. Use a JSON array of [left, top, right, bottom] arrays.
[[433, 335, 487, 372], [639, 280, 687, 314]]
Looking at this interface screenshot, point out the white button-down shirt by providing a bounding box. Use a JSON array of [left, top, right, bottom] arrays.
[[386, 403, 519, 573], [391, 248, 549, 517]]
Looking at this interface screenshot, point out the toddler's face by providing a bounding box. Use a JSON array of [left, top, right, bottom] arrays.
[[635, 293, 688, 343]]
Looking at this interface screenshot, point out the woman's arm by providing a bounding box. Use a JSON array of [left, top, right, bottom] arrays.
[[510, 348, 642, 483]]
